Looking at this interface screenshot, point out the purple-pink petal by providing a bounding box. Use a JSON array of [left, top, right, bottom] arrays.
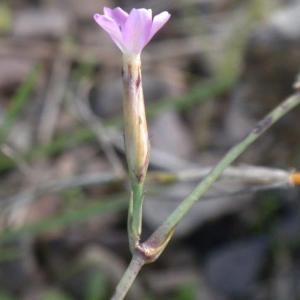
[[103, 7, 128, 28], [123, 8, 153, 54], [94, 7, 171, 55], [149, 11, 171, 40], [93, 13, 125, 52]]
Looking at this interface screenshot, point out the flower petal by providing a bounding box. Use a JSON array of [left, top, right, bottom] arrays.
[[103, 7, 128, 28], [94, 7, 171, 55], [149, 11, 171, 40], [94, 13, 125, 52], [123, 8, 153, 54]]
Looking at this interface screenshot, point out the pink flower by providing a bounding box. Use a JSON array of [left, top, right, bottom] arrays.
[[94, 7, 170, 55]]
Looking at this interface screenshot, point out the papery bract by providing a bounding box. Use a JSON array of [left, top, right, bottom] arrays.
[[94, 7, 170, 55]]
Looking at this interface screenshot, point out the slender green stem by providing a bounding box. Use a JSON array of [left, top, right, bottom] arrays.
[[115, 91, 300, 300], [128, 183, 144, 250], [111, 253, 145, 300], [145, 92, 300, 247]]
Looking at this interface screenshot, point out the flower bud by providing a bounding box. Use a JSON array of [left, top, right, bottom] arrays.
[[122, 54, 149, 185]]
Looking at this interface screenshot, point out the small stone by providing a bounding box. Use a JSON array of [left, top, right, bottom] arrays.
[[150, 111, 195, 159], [271, 2, 300, 39], [275, 209, 300, 247], [204, 237, 270, 298]]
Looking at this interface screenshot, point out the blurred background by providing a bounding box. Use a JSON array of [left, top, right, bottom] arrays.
[[0, 0, 300, 299]]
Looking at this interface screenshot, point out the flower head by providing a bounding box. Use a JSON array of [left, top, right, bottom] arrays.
[[94, 7, 170, 55]]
